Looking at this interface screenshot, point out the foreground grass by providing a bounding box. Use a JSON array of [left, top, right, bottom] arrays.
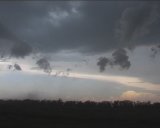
[[0, 100, 160, 128]]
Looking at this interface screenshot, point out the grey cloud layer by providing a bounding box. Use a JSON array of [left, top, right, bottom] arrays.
[[0, 23, 32, 58], [0, 1, 160, 55], [116, 2, 160, 47]]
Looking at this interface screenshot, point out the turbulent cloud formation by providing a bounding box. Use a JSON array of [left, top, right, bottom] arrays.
[[0, 1, 159, 55], [36, 58, 52, 74], [97, 48, 130, 72], [0, 22, 32, 58], [116, 3, 160, 48]]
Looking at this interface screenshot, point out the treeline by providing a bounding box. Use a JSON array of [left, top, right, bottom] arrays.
[[0, 99, 160, 128]]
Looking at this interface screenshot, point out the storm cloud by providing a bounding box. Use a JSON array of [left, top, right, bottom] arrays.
[[0, 1, 159, 55], [0, 1, 160, 103], [116, 2, 160, 48], [11, 42, 32, 58], [0, 23, 32, 58]]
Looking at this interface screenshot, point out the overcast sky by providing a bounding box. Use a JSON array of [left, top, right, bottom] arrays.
[[0, 1, 160, 102]]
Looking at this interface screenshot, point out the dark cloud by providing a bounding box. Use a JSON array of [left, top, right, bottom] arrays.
[[0, 22, 32, 58], [0, 2, 160, 55], [116, 2, 160, 48], [97, 48, 131, 72], [8, 64, 22, 71], [0, 22, 15, 40], [11, 42, 32, 58], [97, 57, 110, 72], [14, 64, 22, 71], [112, 48, 131, 69], [36, 58, 52, 74], [0, 2, 130, 54], [116, 4, 152, 42]]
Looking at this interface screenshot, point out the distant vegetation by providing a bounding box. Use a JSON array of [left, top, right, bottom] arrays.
[[0, 100, 160, 128]]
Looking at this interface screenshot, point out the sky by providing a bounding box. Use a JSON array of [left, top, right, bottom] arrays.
[[0, 1, 160, 102]]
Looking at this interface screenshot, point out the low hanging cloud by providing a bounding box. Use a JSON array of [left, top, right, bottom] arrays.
[[97, 48, 131, 72], [97, 57, 110, 72], [11, 42, 32, 58], [112, 48, 131, 70], [0, 22, 32, 58], [14, 64, 22, 71], [36, 58, 52, 74], [8, 64, 22, 71]]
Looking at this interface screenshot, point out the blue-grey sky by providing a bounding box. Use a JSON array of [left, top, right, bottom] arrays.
[[0, 1, 160, 102]]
